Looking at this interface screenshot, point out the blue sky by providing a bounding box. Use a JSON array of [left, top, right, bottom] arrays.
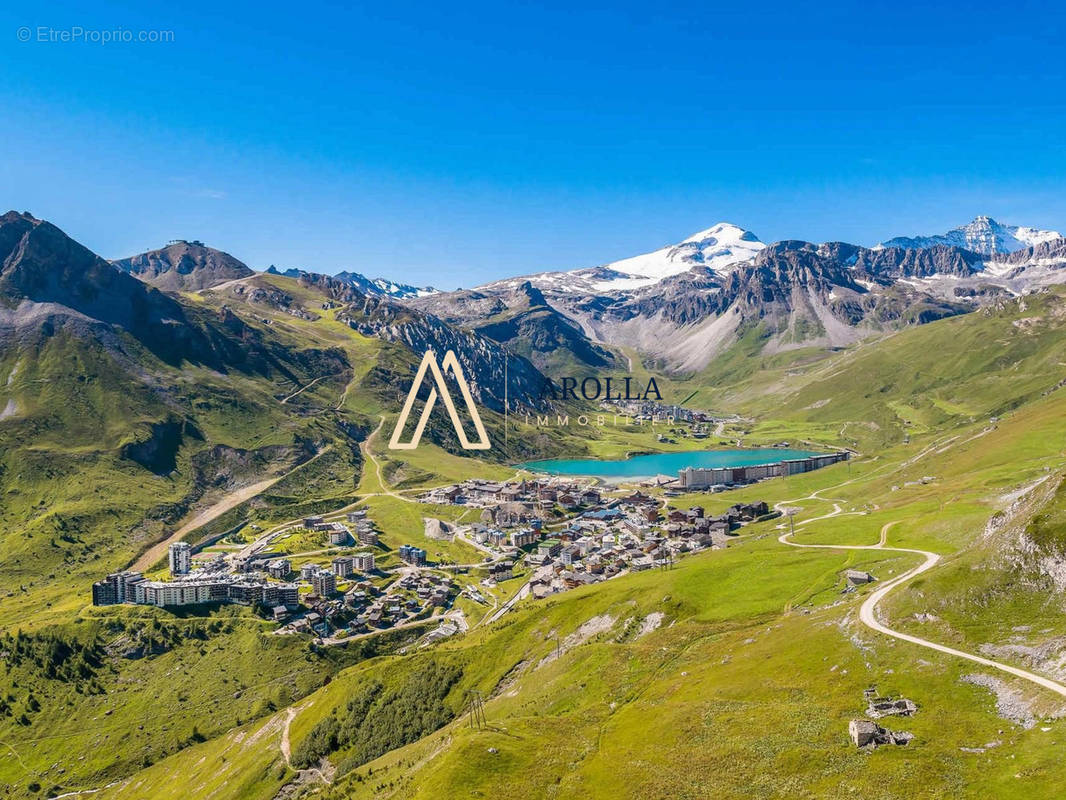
[[2, 0, 1065, 287]]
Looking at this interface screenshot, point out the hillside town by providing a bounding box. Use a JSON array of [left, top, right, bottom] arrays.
[[420, 477, 774, 599], [91, 468, 779, 640], [91, 509, 462, 643]]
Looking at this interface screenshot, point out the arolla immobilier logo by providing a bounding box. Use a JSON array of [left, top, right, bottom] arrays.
[[388, 349, 491, 451]]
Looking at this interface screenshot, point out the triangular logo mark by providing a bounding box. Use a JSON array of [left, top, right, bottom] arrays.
[[388, 349, 491, 450]]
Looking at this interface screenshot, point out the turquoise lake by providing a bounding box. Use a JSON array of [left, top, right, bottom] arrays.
[[520, 448, 823, 479]]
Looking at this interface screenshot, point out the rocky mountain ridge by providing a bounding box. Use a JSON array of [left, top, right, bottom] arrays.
[[410, 216, 1066, 374], [879, 215, 1061, 256], [265, 265, 435, 299]]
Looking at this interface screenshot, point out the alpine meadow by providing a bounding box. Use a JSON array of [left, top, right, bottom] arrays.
[[6, 2, 1066, 798]]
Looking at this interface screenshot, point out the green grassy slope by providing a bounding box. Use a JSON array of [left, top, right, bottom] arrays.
[[676, 289, 1066, 452], [80, 286, 1066, 800], [10, 280, 1066, 798], [296, 386, 1066, 799], [0, 605, 425, 798], [0, 304, 362, 630]]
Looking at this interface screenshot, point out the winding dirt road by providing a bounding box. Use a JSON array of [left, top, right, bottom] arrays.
[[780, 517, 1066, 698], [360, 415, 413, 502]]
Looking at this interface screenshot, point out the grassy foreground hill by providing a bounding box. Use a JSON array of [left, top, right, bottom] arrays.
[[32, 286, 1066, 800]]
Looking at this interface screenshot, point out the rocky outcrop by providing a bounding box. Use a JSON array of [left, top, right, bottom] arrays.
[[343, 294, 552, 413], [850, 244, 983, 278], [112, 240, 254, 291], [999, 237, 1066, 265], [226, 280, 319, 320], [412, 281, 617, 371], [423, 518, 454, 540]]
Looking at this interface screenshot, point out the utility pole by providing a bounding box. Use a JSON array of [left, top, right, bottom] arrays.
[[784, 507, 798, 537], [466, 689, 487, 730]]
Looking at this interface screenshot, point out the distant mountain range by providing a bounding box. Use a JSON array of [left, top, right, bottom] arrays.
[[878, 215, 1061, 256], [264, 265, 436, 299], [11, 211, 1066, 381], [411, 215, 1066, 373], [0, 212, 552, 432], [109, 247, 439, 300]]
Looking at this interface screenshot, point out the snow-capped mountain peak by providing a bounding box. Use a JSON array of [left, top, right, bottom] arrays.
[[583, 222, 764, 290], [878, 215, 1061, 256], [474, 222, 765, 295], [680, 221, 761, 246], [334, 271, 438, 298]]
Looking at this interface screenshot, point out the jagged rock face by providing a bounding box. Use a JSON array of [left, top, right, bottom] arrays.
[[739, 241, 864, 302], [112, 241, 254, 291], [411, 280, 617, 371], [607, 269, 728, 325], [297, 272, 368, 305], [342, 294, 551, 413], [847, 244, 983, 278], [478, 305, 615, 370], [1000, 237, 1066, 265], [413, 289, 508, 325]]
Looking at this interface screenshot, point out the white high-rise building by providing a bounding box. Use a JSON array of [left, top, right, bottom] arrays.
[[352, 552, 376, 572], [169, 541, 192, 575]]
